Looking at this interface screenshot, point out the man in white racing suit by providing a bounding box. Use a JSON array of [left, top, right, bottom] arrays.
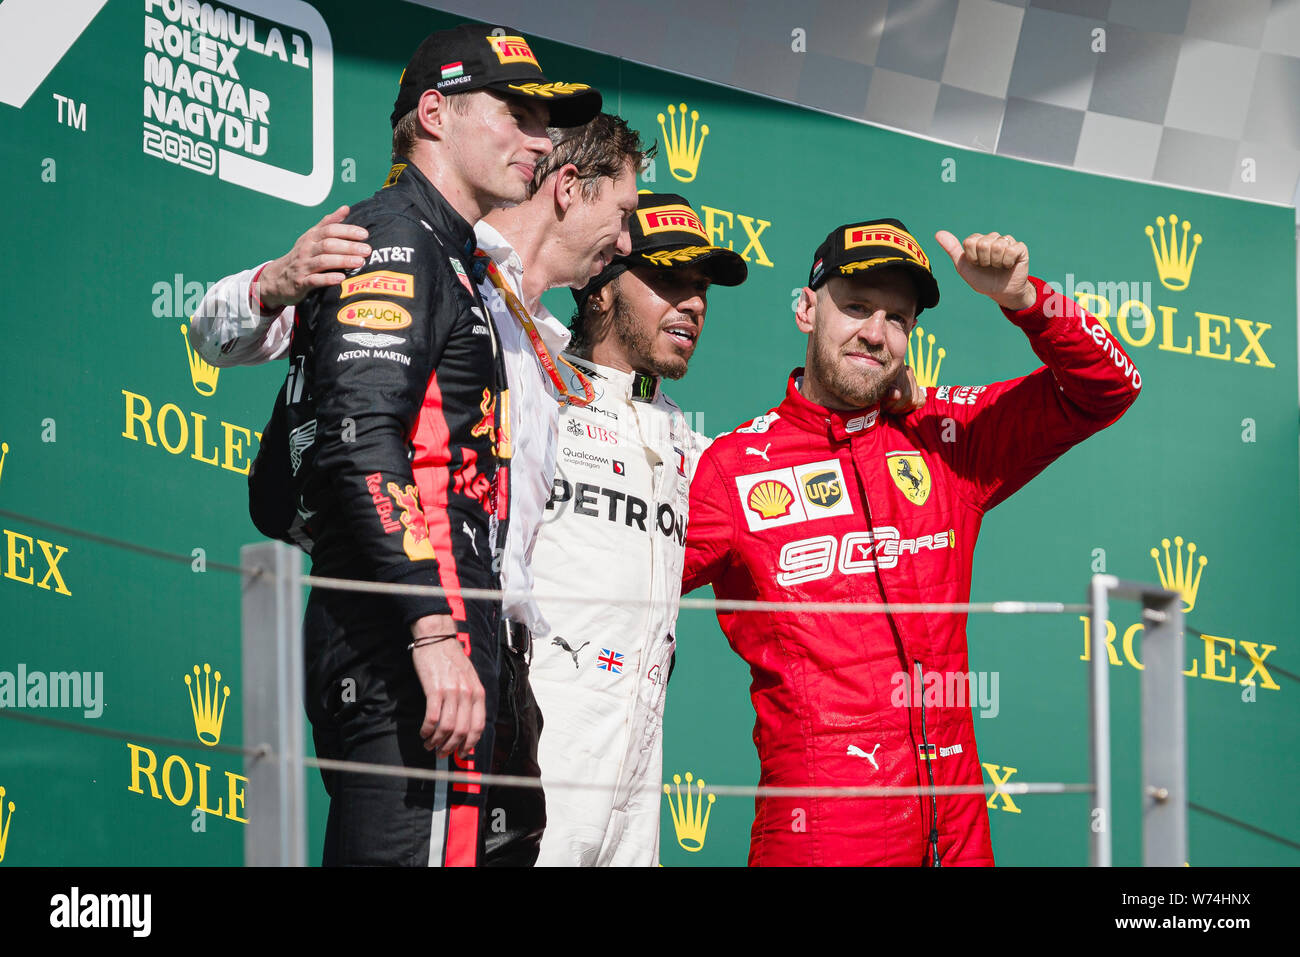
[[528, 192, 747, 864]]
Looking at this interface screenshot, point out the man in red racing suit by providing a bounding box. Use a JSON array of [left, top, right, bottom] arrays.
[[682, 221, 1141, 866]]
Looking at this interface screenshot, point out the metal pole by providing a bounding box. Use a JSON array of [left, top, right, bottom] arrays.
[[1089, 574, 1115, 867], [1141, 589, 1187, 865], [241, 541, 306, 866]]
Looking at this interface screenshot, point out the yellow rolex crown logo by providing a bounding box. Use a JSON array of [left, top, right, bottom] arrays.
[[185, 663, 231, 747], [657, 102, 709, 183], [1145, 214, 1201, 291], [907, 326, 945, 389], [1150, 536, 1207, 613], [663, 771, 715, 852], [0, 786, 13, 863], [180, 324, 219, 396]]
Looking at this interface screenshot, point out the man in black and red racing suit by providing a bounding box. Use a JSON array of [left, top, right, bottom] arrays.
[[280, 24, 599, 866], [683, 220, 1141, 866]]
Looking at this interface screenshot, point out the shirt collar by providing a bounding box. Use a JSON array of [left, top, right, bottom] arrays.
[[473, 220, 522, 275], [471, 221, 572, 357], [778, 368, 881, 440], [567, 356, 661, 403]]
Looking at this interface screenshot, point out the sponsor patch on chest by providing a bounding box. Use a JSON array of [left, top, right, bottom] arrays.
[[735, 458, 854, 532], [886, 450, 931, 506]]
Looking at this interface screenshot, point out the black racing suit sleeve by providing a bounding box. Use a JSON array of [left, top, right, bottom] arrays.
[[309, 212, 452, 625]]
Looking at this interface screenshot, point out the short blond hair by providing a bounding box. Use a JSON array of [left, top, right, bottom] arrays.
[[391, 90, 476, 157]]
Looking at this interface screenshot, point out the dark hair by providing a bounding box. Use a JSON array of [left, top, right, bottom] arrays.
[[527, 113, 655, 201], [568, 274, 622, 357]]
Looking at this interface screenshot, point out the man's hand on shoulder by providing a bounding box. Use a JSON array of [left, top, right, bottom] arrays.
[[256, 205, 372, 309], [935, 230, 1035, 312]]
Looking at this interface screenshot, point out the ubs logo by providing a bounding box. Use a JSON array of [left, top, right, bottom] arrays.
[[801, 470, 842, 509]]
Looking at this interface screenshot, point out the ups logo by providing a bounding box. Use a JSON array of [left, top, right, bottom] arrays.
[[801, 470, 842, 509]]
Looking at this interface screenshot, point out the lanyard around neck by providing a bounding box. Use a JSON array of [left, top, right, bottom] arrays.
[[473, 251, 595, 408]]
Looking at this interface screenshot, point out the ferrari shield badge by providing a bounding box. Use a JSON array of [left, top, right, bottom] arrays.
[[886, 450, 931, 506]]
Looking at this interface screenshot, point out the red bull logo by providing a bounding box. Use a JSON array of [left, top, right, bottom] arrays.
[[366, 472, 400, 533], [471, 389, 495, 442], [386, 481, 435, 561]]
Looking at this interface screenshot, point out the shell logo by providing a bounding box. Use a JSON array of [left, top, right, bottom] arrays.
[[747, 479, 794, 520]]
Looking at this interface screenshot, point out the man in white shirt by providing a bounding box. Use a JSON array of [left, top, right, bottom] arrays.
[[190, 113, 645, 865]]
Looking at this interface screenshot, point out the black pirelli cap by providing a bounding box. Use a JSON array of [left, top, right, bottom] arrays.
[[391, 23, 601, 128], [573, 192, 747, 308], [807, 218, 940, 312]]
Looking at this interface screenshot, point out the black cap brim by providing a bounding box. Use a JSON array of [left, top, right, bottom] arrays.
[[487, 81, 602, 127], [825, 258, 940, 312], [573, 245, 748, 308], [633, 245, 748, 286]]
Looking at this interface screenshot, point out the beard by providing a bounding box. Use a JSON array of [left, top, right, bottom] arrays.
[[611, 291, 689, 380], [808, 329, 897, 408]]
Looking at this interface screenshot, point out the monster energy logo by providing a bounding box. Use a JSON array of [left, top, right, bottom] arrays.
[[632, 372, 656, 401]]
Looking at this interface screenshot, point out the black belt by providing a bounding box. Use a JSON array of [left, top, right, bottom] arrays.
[[500, 618, 531, 656]]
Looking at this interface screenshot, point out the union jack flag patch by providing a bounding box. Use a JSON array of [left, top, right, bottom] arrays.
[[597, 649, 624, 674]]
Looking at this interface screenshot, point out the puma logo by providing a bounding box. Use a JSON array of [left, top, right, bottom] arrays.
[[847, 743, 881, 769], [552, 636, 590, 669], [462, 521, 478, 556], [745, 443, 771, 462]]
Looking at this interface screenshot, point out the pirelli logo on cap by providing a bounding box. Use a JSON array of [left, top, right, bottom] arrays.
[[341, 271, 414, 299], [488, 35, 539, 69], [638, 204, 708, 241], [844, 225, 929, 269]]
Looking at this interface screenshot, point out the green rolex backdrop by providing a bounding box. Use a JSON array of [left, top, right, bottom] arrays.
[[0, 0, 1295, 867]]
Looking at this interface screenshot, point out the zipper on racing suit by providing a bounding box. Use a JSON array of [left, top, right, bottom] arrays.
[[915, 657, 942, 866], [845, 430, 943, 866]]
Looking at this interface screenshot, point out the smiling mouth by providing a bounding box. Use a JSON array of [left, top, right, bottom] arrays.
[[665, 327, 698, 345], [845, 352, 886, 366]]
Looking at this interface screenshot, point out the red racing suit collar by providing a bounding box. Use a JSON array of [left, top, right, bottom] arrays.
[[779, 368, 883, 441]]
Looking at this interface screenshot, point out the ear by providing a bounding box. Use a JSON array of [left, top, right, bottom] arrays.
[[587, 278, 616, 319], [551, 163, 581, 214], [794, 286, 817, 334], [416, 88, 449, 141]]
